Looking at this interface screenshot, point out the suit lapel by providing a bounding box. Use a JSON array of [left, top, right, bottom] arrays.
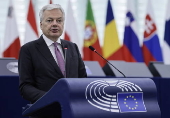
[[36, 36, 64, 77]]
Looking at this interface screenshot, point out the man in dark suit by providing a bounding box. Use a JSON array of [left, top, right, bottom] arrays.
[[18, 4, 87, 118]]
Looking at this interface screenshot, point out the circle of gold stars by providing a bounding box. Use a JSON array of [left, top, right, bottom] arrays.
[[124, 95, 138, 110]]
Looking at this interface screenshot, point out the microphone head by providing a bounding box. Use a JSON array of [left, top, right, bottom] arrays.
[[89, 46, 95, 51], [64, 44, 68, 50]]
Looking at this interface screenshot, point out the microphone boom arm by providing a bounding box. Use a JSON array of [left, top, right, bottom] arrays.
[[89, 46, 126, 78], [94, 50, 126, 78]]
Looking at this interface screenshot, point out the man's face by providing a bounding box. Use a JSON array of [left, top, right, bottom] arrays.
[[40, 9, 64, 41]]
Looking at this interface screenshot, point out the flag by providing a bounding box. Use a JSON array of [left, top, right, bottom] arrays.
[[163, 0, 170, 64], [3, 0, 21, 59], [24, 0, 39, 44], [49, 0, 52, 4], [64, 1, 79, 43], [64, 0, 82, 54], [142, 0, 163, 65], [83, 0, 103, 66], [102, 0, 123, 63], [117, 92, 146, 112], [122, 0, 143, 62]]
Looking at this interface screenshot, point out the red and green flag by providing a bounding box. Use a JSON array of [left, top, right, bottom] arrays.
[[83, 0, 104, 67]]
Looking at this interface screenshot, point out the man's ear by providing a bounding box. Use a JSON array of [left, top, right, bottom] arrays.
[[40, 22, 42, 29]]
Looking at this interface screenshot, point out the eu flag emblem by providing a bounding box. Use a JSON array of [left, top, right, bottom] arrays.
[[117, 92, 146, 112]]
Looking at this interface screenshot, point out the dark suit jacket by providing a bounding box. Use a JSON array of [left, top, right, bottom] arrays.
[[18, 35, 87, 104]]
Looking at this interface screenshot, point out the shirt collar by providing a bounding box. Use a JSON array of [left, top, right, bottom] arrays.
[[43, 34, 61, 47]]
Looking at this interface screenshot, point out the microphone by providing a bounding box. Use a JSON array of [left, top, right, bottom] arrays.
[[64, 47, 67, 62], [64, 46, 68, 78], [89, 46, 126, 77]]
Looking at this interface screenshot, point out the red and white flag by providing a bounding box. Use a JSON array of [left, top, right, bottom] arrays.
[[49, 0, 52, 4], [3, 0, 21, 59], [142, 0, 163, 65], [24, 0, 39, 44], [64, 1, 81, 53]]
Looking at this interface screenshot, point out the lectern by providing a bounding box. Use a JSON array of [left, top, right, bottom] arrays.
[[22, 78, 161, 118], [0, 58, 18, 76], [0, 59, 28, 118]]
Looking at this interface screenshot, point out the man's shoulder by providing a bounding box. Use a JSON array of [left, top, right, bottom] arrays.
[[61, 39, 76, 46], [21, 38, 40, 49], [23, 36, 44, 46], [22, 40, 36, 46], [61, 39, 73, 43]]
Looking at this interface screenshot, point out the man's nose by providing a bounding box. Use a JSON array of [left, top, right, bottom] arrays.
[[52, 20, 58, 26]]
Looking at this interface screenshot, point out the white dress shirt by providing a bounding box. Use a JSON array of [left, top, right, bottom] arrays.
[[43, 35, 65, 65]]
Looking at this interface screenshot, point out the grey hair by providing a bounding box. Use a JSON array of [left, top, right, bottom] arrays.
[[39, 4, 65, 22]]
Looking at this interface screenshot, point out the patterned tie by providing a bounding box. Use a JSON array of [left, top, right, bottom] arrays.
[[53, 42, 65, 77]]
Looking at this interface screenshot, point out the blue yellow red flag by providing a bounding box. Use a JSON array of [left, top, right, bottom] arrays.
[[102, 0, 123, 63]]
